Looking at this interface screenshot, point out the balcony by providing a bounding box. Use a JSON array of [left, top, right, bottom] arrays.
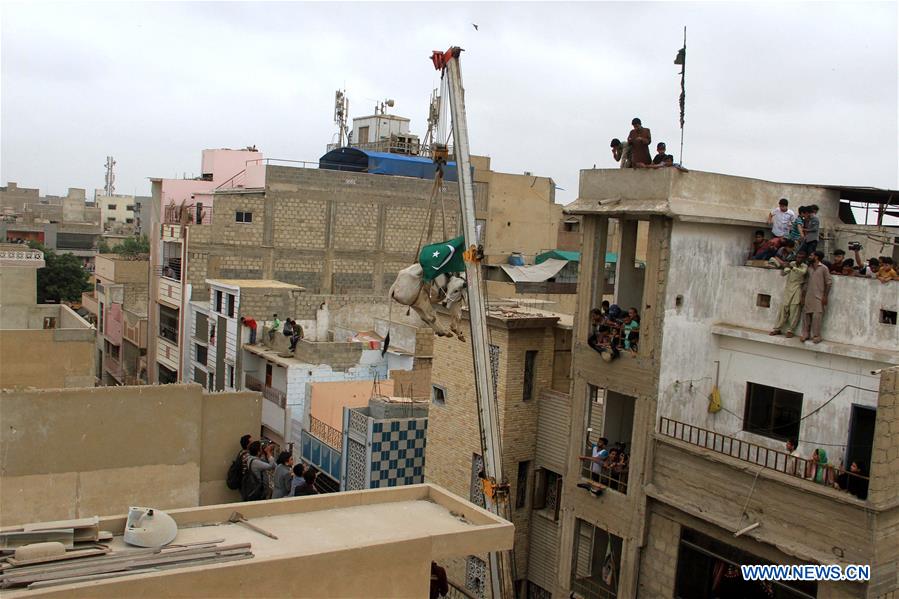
[[123, 310, 148, 348], [160, 223, 184, 242], [245, 375, 287, 409], [80, 291, 98, 316], [649, 416, 878, 570], [157, 335, 179, 371], [157, 276, 182, 307], [718, 265, 898, 354], [104, 354, 125, 383], [657, 417, 868, 498], [309, 415, 343, 451]]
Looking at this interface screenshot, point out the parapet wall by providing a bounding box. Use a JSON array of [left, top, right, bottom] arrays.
[[0, 385, 261, 526]]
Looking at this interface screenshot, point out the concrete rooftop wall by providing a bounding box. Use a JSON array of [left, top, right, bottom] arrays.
[[0, 384, 261, 526]]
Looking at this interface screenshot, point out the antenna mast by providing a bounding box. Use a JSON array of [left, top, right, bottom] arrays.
[[104, 156, 116, 196], [334, 90, 349, 147], [422, 88, 441, 157]]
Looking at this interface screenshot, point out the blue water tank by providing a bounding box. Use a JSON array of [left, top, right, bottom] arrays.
[[508, 253, 525, 266]]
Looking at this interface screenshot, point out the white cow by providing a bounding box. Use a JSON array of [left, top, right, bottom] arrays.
[[387, 263, 467, 342]]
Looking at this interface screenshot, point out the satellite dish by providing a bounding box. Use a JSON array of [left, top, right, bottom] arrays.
[[386, 99, 395, 107], [124, 507, 178, 547]]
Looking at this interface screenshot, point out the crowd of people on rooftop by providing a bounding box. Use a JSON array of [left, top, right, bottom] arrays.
[[231, 434, 321, 501], [240, 313, 305, 351], [754, 198, 899, 341], [610, 118, 684, 170]]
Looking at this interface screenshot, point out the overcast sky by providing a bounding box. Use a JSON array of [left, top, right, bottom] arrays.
[[2, 1, 897, 204]]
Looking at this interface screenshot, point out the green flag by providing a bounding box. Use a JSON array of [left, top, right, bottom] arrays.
[[419, 236, 466, 281]]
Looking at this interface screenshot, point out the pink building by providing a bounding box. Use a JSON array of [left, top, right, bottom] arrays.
[[148, 148, 262, 384]]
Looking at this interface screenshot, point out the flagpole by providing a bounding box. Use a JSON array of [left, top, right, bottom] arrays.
[[679, 26, 686, 164]]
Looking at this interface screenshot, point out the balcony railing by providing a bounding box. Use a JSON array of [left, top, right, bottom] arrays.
[[309, 415, 343, 451], [658, 417, 869, 497], [578, 448, 629, 495], [245, 375, 287, 409]]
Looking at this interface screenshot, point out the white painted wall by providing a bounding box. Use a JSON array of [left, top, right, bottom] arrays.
[[659, 220, 892, 463]]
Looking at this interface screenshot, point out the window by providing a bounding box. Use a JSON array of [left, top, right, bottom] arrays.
[[193, 367, 207, 387], [125, 218, 134, 224], [756, 293, 771, 308], [227, 293, 235, 318], [228, 365, 235, 389], [195, 202, 203, 224], [214, 290, 223, 313], [881, 309, 897, 325], [107, 204, 117, 210], [465, 556, 487, 599], [235, 211, 253, 223], [533, 468, 562, 521], [196, 344, 207, 366], [107, 217, 116, 222], [515, 461, 530, 509], [159, 304, 179, 343], [126, 205, 135, 211], [431, 384, 447, 405], [42, 317, 57, 329], [581, 387, 634, 495], [523, 350, 538, 401], [743, 382, 802, 441], [99, 302, 105, 333], [158, 364, 177, 385], [570, 519, 622, 599]]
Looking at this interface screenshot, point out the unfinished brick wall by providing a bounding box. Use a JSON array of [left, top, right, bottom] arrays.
[[870, 366, 899, 504], [637, 510, 680, 598], [211, 194, 265, 247]]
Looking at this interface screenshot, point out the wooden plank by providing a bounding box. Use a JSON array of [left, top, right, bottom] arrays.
[[27, 553, 254, 590], [0, 544, 227, 581], [3, 544, 251, 586], [6, 547, 109, 567]]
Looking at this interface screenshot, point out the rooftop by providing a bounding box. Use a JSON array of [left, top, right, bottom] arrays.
[[2, 484, 512, 597]]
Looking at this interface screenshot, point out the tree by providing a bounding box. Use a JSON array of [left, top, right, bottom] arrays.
[[27, 242, 91, 304], [116, 235, 150, 258], [96, 238, 112, 254]]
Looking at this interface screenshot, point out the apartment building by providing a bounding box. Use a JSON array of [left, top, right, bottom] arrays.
[[424, 303, 573, 598], [80, 254, 149, 385], [148, 149, 459, 384], [557, 168, 899, 599], [1, 183, 102, 266], [0, 244, 95, 390], [94, 190, 151, 233]]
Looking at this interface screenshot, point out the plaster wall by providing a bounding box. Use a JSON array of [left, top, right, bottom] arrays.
[[659, 221, 894, 455], [0, 326, 95, 389], [310, 380, 395, 430], [201, 148, 261, 185], [0, 266, 36, 306], [0, 385, 261, 525], [482, 171, 559, 263]]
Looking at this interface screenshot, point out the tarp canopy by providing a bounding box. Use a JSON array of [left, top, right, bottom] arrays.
[[500, 258, 569, 283], [535, 250, 580, 264], [319, 147, 459, 182]]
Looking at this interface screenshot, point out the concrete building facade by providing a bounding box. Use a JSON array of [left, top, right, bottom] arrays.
[[0, 244, 95, 390], [424, 304, 573, 597], [556, 168, 899, 599], [0, 384, 262, 527], [81, 254, 149, 385]]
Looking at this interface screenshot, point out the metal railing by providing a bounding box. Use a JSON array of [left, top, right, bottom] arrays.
[[578, 449, 629, 494], [658, 416, 869, 494], [154, 261, 182, 281], [243, 375, 287, 408], [309, 415, 343, 451]]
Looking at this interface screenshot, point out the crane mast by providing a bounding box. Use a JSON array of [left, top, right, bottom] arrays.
[[431, 46, 516, 599]]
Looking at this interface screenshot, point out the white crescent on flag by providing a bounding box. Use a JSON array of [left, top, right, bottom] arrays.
[[433, 244, 456, 270]]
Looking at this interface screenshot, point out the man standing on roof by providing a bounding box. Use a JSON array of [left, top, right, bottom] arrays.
[[627, 118, 652, 167], [800, 251, 832, 344], [767, 198, 795, 239]]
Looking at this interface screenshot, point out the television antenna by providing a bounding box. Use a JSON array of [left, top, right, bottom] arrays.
[[421, 88, 441, 154]]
